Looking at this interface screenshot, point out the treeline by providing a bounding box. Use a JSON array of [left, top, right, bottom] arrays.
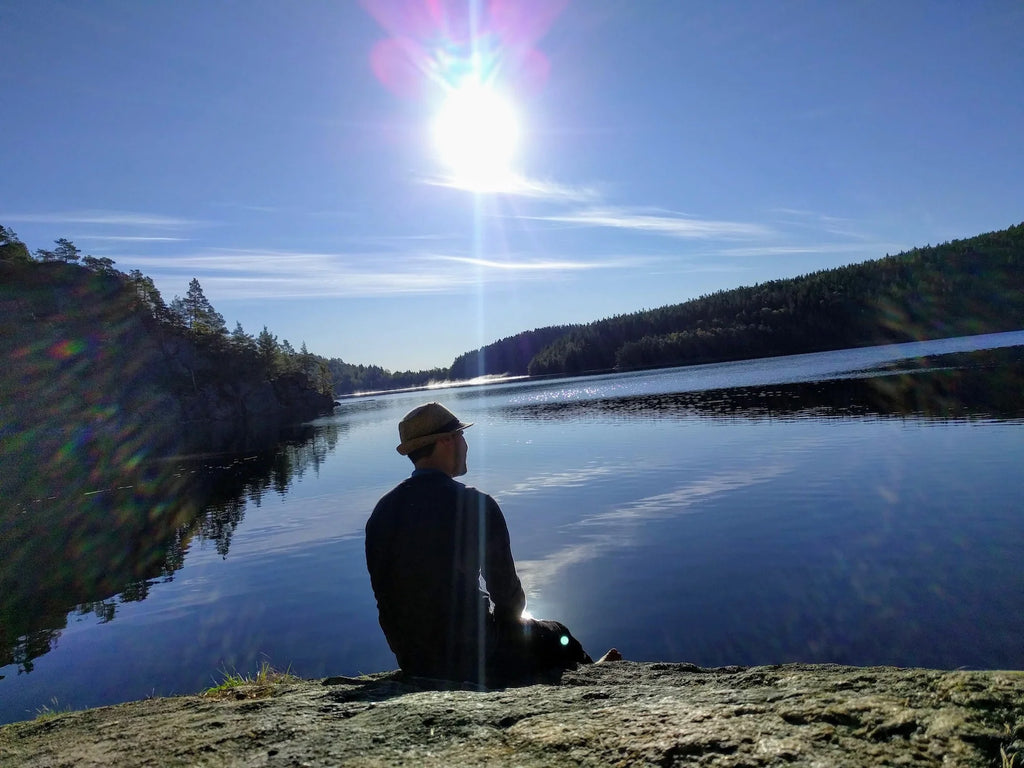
[[449, 326, 573, 380], [450, 223, 1024, 378], [0, 225, 448, 397], [325, 359, 449, 395], [1, 225, 333, 396], [6, 221, 1022, 396], [0, 226, 339, 491]]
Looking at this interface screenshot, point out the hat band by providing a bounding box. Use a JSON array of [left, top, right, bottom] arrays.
[[437, 417, 463, 434]]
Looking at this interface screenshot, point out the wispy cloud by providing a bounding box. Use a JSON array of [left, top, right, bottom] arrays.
[[126, 249, 306, 274], [582, 465, 787, 526], [425, 172, 781, 247], [513, 465, 787, 593], [132, 250, 444, 299], [712, 243, 888, 258], [498, 464, 625, 498], [208, 202, 284, 214], [82, 235, 190, 242], [769, 208, 875, 240], [526, 207, 773, 239], [420, 173, 601, 203], [1, 210, 201, 229], [427, 254, 645, 271], [130, 247, 627, 300], [771, 207, 852, 221], [198, 272, 461, 299]]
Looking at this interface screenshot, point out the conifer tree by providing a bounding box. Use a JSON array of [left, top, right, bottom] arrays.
[[230, 321, 256, 352], [256, 326, 279, 375], [127, 270, 167, 318], [35, 237, 82, 263], [171, 278, 227, 336], [0, 225, 31, 262]]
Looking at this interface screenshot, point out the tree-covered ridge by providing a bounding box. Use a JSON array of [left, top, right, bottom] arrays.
[[324, 359, 449, 395], [1, 226, 451, 396], [0, 232, 339, 509], [449, 326, 576, 381], [1, 227, 336, 394], [522, 223, 1024, 376], [5, 221, 1022, 394]]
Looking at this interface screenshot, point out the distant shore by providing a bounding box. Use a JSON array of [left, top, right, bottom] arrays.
[[335, 335, 1024, 401]]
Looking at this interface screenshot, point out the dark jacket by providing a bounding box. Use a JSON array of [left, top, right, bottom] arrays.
[[365, 470, 526, 678]]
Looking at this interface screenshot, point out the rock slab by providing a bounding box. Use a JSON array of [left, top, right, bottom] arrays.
[[1, 663, 1022, 767]]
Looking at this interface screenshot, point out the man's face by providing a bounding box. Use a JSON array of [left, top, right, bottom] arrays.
[[450, 430, 468, 477]]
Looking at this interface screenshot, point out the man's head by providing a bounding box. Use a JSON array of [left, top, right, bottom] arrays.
[[396, 402, 473, 477]]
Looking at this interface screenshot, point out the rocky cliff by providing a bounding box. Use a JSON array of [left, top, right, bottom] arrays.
[[2, 662, 1021, 767]]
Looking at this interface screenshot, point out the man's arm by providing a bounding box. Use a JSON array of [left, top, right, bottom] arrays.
[[481, 495, 527, 621]]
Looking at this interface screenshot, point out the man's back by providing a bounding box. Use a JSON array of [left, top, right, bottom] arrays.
[[365, 470, 526, 678]]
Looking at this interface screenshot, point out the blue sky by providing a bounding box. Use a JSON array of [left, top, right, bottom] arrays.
[[3, 1, 1022, 371]]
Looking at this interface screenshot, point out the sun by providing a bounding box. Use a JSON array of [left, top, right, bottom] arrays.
[[432, 81, 520, 192]]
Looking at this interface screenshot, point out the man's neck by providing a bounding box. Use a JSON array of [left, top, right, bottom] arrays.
[[412, 462, 453, 478]]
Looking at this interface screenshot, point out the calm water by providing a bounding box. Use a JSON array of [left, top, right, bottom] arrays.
[[2, 331, 1023, 724]]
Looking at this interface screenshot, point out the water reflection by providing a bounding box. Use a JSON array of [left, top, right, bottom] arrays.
[[3, 342, 1022, 698], [0, 422, 345, 675], [514, 465, 790, 598]]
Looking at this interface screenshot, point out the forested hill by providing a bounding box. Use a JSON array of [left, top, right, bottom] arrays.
[[452, 223, 1024, 378], [449, 325, 571, 381], [4, 222, 1021, 400], [0, 249, 335, 504]]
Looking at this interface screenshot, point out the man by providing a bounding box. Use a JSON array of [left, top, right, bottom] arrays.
[[366, 402, 617, 685]]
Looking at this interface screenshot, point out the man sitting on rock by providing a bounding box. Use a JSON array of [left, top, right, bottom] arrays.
[[365, 402, 620, 686]]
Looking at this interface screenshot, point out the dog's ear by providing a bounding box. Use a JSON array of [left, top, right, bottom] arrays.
[[538, 621, 591, 665], [560, 632, 591, 665]]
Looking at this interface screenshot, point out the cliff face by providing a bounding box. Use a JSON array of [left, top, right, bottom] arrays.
[[2, 662, 1021, 767]]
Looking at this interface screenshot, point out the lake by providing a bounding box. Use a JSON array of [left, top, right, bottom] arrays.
[[2, 331, 1023, 724]]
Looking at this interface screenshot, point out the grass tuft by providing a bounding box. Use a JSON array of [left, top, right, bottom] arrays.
[[203, 659, 298, 700], [34, 698, 72, 721]]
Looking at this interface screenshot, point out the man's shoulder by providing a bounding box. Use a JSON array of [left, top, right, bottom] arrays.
[[455, 483, 502, 514], [373, 477, 417, 508], [371, 473, 496, 507], [459, 482, 490, 499], [373, 472, 458, 507]]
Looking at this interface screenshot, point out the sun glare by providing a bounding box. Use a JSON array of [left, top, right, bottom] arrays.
[[432, 81, 520, 192]]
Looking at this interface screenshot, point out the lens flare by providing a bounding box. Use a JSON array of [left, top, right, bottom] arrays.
[[361, 0, 568, 190], [432, 80, 519, 190]]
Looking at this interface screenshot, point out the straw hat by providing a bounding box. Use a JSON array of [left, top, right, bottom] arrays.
[[396, 402, 474, 455]]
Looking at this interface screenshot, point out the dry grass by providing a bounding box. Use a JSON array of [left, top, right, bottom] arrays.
[[203, 660, 298, 700]]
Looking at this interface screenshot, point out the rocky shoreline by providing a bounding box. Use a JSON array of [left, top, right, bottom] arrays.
[[2, 662, 1022, 767]]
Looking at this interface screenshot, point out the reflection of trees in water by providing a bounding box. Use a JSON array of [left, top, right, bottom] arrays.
[[0, 420, 345, 675], [503, 348, 1024, 424]]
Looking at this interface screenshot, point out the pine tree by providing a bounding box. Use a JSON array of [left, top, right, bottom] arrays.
[[127, 270, 168, 318], [0, 225, 32, 263], [172, 278, 227, 336], [82, 255, 117, 273], [256, 326, 279, 375], [35, 237, 82, 263], [230, 322, 256, 352]]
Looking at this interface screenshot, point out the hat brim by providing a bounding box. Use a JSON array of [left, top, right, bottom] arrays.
[[396, 420, 473, 455]]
